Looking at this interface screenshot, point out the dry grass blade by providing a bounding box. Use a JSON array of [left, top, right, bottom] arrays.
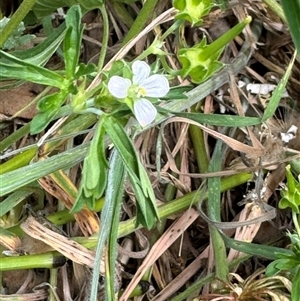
[[164, 117, 264, 156], [0, 289, 48, 300], [20, 216, 103, 272], [0, 231, 22, 252], [38, 171, 100, 236], [119, 208, 200, 300], [227, 203, 266, 263], [152, 247, 210, 301]]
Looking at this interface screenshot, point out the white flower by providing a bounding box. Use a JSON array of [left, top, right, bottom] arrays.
[[108, 60, 169, 127]]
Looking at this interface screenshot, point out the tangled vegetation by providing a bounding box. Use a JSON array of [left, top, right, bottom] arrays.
[[0, 0, 300, 300]]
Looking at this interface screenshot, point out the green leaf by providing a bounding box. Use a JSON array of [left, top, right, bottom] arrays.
[[178, 36, 223, 83], [291, 158, 300, 175], [279, 165, 300, 213], [265, 260, 281, 276], [9, 22, 66, 66], [281, 0, 300, 59], [279, 196, 299, 213], [262, 51, 297, 122], [275, 258, 300, 270], [37, 92, 63, 112], [85, 122, 108, 196], [74, 63, 97, 79], [31, 91, 68, 134], [164, 86, 191, 99], [32, 0, 66, 18], [0, 17, 35, 50], [137, 160, 159, 217], [131, 174, 156, 228], [77, 0, 104, 10], [30, 111, 56, 135], [71, 186, 90, 212], [103, 116, 158, 228], [0, 50, 66, 88], [64, 5, 83, 79], [72, 117, 108, 211], [173, 0, 213, 26], [33, 0, 104, 18], [265, 255, 300, 276], [103, 116, 138, 172]]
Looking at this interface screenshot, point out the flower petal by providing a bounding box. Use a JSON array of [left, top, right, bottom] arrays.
[[141, 74, 169, 97], [133, 98, 157, 127], [108, 76, 131, 98], [132, 61, 150, 84]]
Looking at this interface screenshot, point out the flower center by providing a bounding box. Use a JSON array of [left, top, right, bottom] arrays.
[[136, 86, 147, 98], [128, 84, 147, 99]]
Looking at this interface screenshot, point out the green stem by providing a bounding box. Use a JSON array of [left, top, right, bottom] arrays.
[[0, 251, 65, 270], [135, 20, 182, 63], [97, 5, 109, 71], [6, 172, 252, 252], [134, 38, 161, 61], [0, 0, 37, 48], [159, 55, 180, 75], [49, 268, 58, 301], [160, 19, 182, 41], [189, 106, 209, 173], [121, 0, 159, 46]]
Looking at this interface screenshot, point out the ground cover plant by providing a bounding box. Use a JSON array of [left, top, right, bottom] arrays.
[[0, 0, 300, 300]]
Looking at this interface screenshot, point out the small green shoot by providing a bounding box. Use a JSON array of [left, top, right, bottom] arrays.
[[266, 165, 300, 301], [178, 16, 252, 83]]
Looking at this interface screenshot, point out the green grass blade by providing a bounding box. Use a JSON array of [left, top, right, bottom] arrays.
[[292, 268, 300, 301], [281, 0, 300, 58], [90, 149, 125, 301], [0, 143, 89, 196], [168, 111, 261, 127], [0, 185, 43, 217], [262, 50, 297, 122], [221, 232, 292, 259], [207, 139, 228, 280]]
